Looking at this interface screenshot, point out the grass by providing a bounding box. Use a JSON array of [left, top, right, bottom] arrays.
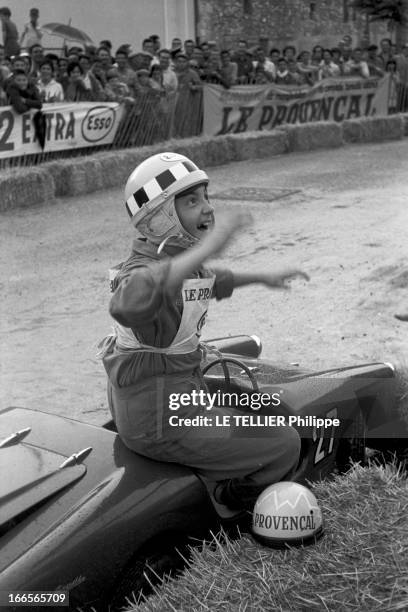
[[124, 463, 408, 612]]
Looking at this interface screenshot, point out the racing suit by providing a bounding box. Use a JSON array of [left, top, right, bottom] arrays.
[[100, 234, 300, 509]]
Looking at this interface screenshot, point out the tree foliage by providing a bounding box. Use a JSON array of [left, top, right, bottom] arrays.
[[351, 0, 405, 24]]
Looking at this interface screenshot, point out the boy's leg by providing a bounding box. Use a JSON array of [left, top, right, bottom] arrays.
[[108, 375, 301, 511]]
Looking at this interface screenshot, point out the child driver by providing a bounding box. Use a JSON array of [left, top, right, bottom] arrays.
[[100, 152, 309, 511]]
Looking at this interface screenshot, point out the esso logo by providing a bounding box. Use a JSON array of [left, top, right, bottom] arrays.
[[81, 106, 116, 143]]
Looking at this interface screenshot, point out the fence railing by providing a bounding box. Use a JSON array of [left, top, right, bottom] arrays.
[[0, 75, 403, 170]]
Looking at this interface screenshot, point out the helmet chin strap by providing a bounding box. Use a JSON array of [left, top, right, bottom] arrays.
[[148, 197, 200, 254]]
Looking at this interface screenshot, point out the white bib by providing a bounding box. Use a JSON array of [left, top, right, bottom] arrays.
[[112, 274, 215, 355]]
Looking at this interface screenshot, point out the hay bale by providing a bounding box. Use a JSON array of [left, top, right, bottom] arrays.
[[56, 158, 103, 196], [400, 112, 408, 137], [0, 167, 55, 212], [283, 122, 343, 152], [343, 115, 404, 143], [225, 131, 288, 161]]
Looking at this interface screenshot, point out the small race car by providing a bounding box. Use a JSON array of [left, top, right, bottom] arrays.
[[0, 334, 406, 611]]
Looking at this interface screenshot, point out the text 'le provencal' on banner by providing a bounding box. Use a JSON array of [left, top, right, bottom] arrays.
[[202, 75, 391, 136]]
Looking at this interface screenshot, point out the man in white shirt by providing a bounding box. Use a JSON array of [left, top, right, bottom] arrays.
[[20, 7, 42, 51], [343, 48, 369, 78], [159, 48, 178, 95], [252, 46, 276, 81]]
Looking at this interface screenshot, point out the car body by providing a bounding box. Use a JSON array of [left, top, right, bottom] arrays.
[[0, 335, 404, 611]]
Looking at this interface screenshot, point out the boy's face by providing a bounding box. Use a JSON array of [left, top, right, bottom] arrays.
[[15, 74, 28, 90], [175, 184, 214, 240], [40, 63, 53, 81]]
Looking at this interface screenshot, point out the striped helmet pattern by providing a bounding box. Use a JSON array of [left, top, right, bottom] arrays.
[[126, 160, 197, 217]]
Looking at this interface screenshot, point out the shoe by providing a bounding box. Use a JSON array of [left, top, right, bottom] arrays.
[[202, 479, 249, 521]]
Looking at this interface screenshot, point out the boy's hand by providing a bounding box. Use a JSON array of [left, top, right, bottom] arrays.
[[203, 210, 253, 256], [262, 268, 310, 289]]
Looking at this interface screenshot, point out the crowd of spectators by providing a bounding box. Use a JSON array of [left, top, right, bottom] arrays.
[[0, 5, 407, 144]]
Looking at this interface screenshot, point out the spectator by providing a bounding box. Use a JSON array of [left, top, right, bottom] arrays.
[[0, 44, 10, 74], [29, 43, 44, 79], [253, 46, 275, 82], [37, 59, 64, 102], [386, 59, 400, 112], [219, 49, 238, 87], [184, 39, 195, 59], [269, 48, 281, 67], [114, 48, 138, 95], [66, 51, 80, 64], [258, 35, 269, 55], [84, 44, 97, 63], [378, 38, 393, 68], [331, 47, 344, 75], [174, 53, 202, 137], [343, 48, 369, 78], [0, 7, 19, 58], [135, 68, 155, 93], [188, 58, 201, 75], [200, 41, 212, 68], [318, 49, 341, 79], [171, 37, 182, 55], [0, 66, 8, 104], [9, 55, 28, 74], [44, 53, 59, 73], [158, 48, 178, 95], [287, 58, 306, 85], [366, 44, 385, 77], [56, 56, 69, 91], [65, 61, 95, 102], [128, 52, 145, 73], [7, 68, 42, 113], [341, 46, 353, 63], [79, 54, 104, 100], [150, 64, 164, 91], [232, 39, 254, 84], [20, 8, 42, 51], [201, 52, 230, 87], [283, 45, 296, 61], [338, 35, 352, 59], [192, 46, 205, 69], [97, 46, 113, 74], [394, 42, 408, 111], [99, 40, 112, 52], [150, 34, 161, 55], [105, 68, 134, 103], [311, 45, 324, 65], [275, 58, 293, 85], [142, 37, 159, 65], [297, 50, 319, 85]]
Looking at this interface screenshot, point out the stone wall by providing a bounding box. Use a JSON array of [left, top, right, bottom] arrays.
[[197, 0, 389, 52]]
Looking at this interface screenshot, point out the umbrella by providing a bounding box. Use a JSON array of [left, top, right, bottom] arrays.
[[41, 23, 94, 46]]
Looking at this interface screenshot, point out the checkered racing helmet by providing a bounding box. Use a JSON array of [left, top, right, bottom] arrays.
[[125, 152, 209, 250]]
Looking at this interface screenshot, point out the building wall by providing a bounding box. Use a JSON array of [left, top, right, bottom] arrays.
[[196, 0, 389, 52], [5, 0, 195, 53]]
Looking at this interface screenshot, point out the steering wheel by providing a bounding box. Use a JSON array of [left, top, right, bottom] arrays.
[[202, 357, 259, 392]]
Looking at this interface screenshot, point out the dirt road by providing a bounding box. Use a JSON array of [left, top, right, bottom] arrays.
[[1, 140, 408, 424]]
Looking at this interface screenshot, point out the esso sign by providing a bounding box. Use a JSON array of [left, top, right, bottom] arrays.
[[81, 106, 116, 142]]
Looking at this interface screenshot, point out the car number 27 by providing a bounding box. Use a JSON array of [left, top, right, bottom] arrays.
[[312, 407, 338, 465]]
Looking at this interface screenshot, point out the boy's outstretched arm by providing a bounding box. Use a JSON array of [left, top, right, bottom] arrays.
[[165, 210, 253, 294], [232, 269, 310, 289]]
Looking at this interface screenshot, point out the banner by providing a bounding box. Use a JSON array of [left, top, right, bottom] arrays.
[[203, 75, 391, 136], [0, 101, 126, 159]]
